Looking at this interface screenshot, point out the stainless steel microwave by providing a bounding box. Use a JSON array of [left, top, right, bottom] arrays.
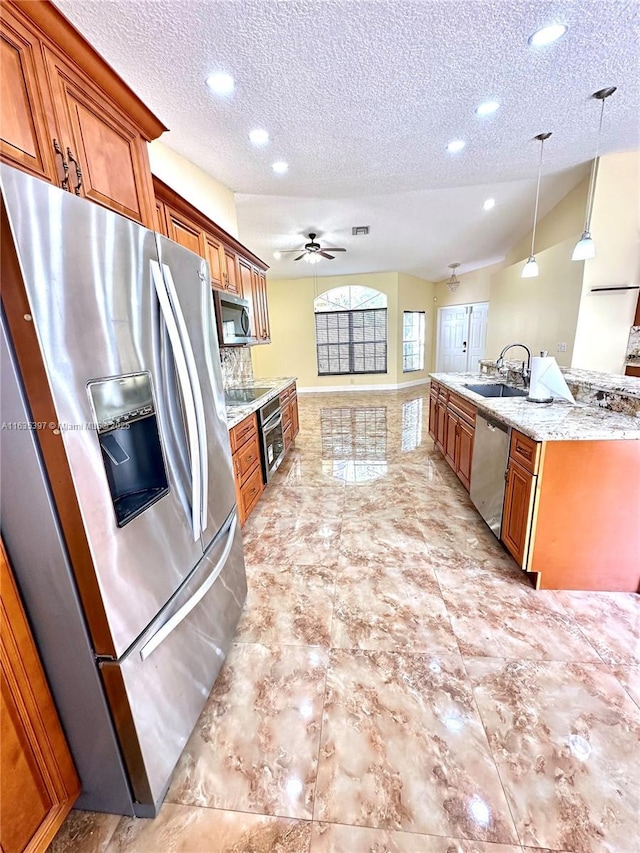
[[213, 292, 255, 346]]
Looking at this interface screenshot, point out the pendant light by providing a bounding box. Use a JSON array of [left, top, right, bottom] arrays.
[[572, 86, 617, 261], [447, 263, 461, 293], [522, 132, 552, 278]]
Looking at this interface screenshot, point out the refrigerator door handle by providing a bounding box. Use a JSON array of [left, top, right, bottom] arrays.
[[138, 512, 238, 662], [161, 263, 209, 536], [151, 260, 202, 541]]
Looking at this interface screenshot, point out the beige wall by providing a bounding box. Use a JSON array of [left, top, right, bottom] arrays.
[[572, 150, 640, 372], [148, 140, 239, 237], [486, 237, 585, 367], [251, 271, 434, 390], [505, 176, 589, 266]]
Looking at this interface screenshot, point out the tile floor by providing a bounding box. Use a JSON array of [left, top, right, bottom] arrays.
[[50, 387, 640, 853]]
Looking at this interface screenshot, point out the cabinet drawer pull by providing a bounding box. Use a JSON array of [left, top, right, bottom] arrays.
[[53, 139, 70, 191], [67, 148, 83, 196]]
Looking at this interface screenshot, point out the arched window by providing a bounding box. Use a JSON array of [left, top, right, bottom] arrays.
[[314, 286, 388, 375]]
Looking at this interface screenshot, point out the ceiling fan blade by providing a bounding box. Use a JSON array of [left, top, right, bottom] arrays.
[[294, 254, 306, 261], [279, 248, 304, 253], [319, 251, 335, 259], [322, 247, 347, 252]]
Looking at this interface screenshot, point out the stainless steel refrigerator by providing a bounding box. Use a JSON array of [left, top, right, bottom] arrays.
[[0, 164, 247, 816]]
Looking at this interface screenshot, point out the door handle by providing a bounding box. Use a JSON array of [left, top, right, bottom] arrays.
[[52, 139, 69, 191], [139, 513, 237, 661], [151, 260, 202, 541], [67, 148, 83, 196], [161, 264, 209, 536], [462, 340, 467, 353]]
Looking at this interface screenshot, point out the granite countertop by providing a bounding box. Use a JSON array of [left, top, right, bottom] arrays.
[[429, 372, 640, 442], [225, 377, 297, 429]]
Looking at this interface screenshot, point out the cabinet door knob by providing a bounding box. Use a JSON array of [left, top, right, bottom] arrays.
[[53, 139, 70, 191], [67, 148, 83, 196]]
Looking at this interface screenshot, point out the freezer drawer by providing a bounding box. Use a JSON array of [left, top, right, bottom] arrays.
[[100, 511, 247, 811]]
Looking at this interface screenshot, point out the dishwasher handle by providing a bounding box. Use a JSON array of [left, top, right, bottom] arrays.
[[481, 414, 508, 433]]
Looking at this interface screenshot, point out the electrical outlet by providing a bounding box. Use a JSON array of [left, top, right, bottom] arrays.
[[557, 342, 568, 353]]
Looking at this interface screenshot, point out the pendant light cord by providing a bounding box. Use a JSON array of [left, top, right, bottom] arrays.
[[530, 136, 546, 258], [583, 96, 607, 233]]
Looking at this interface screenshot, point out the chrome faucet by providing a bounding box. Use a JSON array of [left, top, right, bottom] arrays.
[[495, 343, 532, 386]]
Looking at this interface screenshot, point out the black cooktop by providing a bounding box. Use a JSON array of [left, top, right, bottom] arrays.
[[224, 386, 273, 405]]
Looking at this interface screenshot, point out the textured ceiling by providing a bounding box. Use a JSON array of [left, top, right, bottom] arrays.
[[55, 0, 639, 278]]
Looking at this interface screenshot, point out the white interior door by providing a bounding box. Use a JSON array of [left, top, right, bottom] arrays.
[[466, 303, 489, 371], [438, 306, 469, 372], [437, 303, 489, 372]]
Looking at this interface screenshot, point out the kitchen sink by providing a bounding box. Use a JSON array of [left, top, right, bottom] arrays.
[[464, 383, 528, 398]]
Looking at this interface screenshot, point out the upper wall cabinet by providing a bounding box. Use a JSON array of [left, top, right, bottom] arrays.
[[0, 1, 166, 227], [154, 177, 270, 344]]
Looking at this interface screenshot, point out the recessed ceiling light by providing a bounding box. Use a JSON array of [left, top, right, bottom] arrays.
[[483, 198, 496, 211], [476, 100, 500, 117], [272, 161, 288, 174], [206, 72, 234, 96], [273, 251, 282, 260], [249, 128, 269, 146], [528, 24, 568, 46], [447, 140, 465, 154]]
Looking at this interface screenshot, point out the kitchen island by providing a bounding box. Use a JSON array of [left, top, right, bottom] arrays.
[[428, 370, 640, 592]]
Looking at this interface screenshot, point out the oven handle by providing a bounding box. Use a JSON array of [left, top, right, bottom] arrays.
[[262, 409, 282, 431]]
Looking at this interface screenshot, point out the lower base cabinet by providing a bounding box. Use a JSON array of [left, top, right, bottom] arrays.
[[1, 540, 80, 853], [429, 381, 476, 491], [229, 414, 263, 527], [230, 382, 299, 527], [502, 458, 536, 567]]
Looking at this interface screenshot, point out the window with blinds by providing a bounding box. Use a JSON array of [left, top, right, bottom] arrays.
[[315, 308, 388, 375]]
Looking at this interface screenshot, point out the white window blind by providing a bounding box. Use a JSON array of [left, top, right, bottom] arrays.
[[315, 308, 387, 375]]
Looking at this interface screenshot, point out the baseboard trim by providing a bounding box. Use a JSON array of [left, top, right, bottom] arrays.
[[297, 378, 431, 394]]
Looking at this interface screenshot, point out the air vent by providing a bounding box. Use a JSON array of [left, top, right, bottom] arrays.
[[352, 226, 370, 236]]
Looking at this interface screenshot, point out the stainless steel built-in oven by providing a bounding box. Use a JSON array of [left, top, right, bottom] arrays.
[[258, 396, 285, 482]]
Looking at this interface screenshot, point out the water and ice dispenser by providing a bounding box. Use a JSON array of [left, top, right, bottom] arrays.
[[88, 373, 169, 527]]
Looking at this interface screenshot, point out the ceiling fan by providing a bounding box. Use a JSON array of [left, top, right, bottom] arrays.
[[280, 233, 347, 262]]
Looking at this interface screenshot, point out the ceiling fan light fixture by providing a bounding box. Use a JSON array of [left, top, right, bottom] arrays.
[[572, 86, 616, 263], [521, 132, 551, 280], [303, 253, 321, 264]]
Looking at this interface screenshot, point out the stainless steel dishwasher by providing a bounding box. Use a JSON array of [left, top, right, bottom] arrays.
[[469, 413, 510, 537]]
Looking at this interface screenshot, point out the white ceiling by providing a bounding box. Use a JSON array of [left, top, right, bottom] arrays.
[[55, 0, 639, 280]]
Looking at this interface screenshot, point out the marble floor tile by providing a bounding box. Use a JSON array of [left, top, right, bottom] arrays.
[[106, 803, 311, 852], [430, 550, 601, 662], [243, 517, 342, 567], [331, 563, 459, 654], [48, 810, 120, 853], [310, 822, 523, 852], [609, 664, 640, 708], [339, 514, 430, 567], [554, 591, 640, 665], [167, 643, 328, 820], [466, 657, 640, 852], [236, 563, 335, 646], [314, 649, 519, 844], [342, 482, 419, 519], [252, 484, 345, 521]]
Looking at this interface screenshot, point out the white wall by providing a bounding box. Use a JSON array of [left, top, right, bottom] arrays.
[[148, 139, 239, 237]]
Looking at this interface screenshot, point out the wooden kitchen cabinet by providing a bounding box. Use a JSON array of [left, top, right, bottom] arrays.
[[0, 539, 80, 853], [0, 1, 165, 226], [152, 179, 269, 320], [164, 203, 203, 255], [502, 458, 536, 567], [429, 381, 476, 492], [0, 6, 58, 182], [229, 413, 263, 527]]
